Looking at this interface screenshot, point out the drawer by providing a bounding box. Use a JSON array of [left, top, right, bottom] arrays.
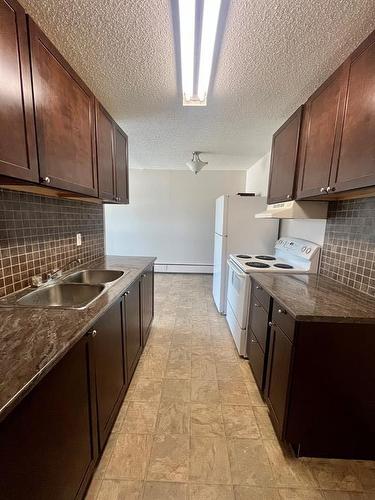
[[249, 296, 268, 351], [272, 300, 295, 341], [247, 330, 265, 391], [253, 281, 271, 311]]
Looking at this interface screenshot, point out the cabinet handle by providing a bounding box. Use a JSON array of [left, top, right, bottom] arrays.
[[326, 186, 336, 193], [278, 308, 286, 315], [42, 176, 51, 184], [254, 302, 260, 307], [256, 286, 262, 290], [125, 291, 130, 296], [92, 329, 97, 337], [320, 187, 327, 194], [251, 338, 257, 343], [286, 194, 291, 199], [268, 321, 274, 327]]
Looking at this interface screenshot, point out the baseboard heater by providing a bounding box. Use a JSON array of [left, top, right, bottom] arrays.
[[154, 263, 213, 274]]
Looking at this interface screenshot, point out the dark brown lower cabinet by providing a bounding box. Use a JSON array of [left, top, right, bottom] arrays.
[[141, 265, 154, 347], [124, 278, 142, 382], [92, 298, 126, 451], [0, 334, 97, 500], [264, 324, 293, 440]]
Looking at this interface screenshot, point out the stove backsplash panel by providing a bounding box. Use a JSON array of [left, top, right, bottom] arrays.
[[0, 189, 104, 297], [320, 197, 375, 297]]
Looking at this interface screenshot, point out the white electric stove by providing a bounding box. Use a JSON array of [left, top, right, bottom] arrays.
[[226, 237, 321, 356]]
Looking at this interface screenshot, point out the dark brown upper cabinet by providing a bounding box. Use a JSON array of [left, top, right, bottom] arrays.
[[267, 107, 302, 204], [296, 64, 348, 199], [331, 30, 375, 193], [0, 0, 38, 182], [96, 102, 129, 204], [114, 124, 129, 204], [96, 102, 116, 201], [28, 18, 98, 197]]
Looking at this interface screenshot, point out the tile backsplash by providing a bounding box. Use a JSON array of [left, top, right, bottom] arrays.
[[0, 189, 104, 297], [320, 197, 375, 297]]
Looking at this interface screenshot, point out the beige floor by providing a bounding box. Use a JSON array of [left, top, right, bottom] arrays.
[[86, 273, 375, 500]]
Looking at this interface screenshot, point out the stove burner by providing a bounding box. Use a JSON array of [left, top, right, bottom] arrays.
[[245, 262, 270, 269], [236, 254, 251, 259], [255, 255, 276, 261], [273, 263, 294, 269]]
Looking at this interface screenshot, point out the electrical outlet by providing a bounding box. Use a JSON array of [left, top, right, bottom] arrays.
[[76, 233, 82, 246]]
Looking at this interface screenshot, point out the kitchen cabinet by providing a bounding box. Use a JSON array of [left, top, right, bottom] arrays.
[[92, 298, 126, 450], [114, 124, 129, 204], [247, 280, 272, 392], [330, 30, 375, 192], [96, 102, 129, 203], [141, 265, 154, 347], [264, 324, 293, 440], [251, 276, 375, 459], [296, 65, 348, 199], [124, 278, 142, 381], [0, 0, 38, 182], [28, 18, 98, 197], [96, 102, 116, 202], [0, 334, 97, 500], [267, 107, 302, 204]]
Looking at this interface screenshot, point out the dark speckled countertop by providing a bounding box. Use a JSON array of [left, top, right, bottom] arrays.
[[0, 255, 155, 423], [250, 273, 375, 324]]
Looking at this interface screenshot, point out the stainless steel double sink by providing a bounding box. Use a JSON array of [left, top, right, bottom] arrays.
[[15, 270, 125, 309]]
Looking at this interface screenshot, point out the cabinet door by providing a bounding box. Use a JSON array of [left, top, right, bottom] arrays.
[[28, 19, 98, 196], [0, 335, 97, 500], [267, 107, 302, 204], [124, 279, 142, 381], [265, 325, 293, 439], [92, 299, 126, 450], [297, 65, 348, 199], [0, 0, 38, 182], [332, 31, 375, 192], [141, 265, 154, 347], [96, 101, 116, 202], [114, 124, 129, 204]]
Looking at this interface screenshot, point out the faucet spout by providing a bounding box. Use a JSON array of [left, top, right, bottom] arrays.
[[47, 258, 81, 281]]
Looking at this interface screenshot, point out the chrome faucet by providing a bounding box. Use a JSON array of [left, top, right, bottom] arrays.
[[47, 258, 82, 282]]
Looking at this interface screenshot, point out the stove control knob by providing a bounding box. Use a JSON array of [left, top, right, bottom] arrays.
[[306, 247, 311, 254], [302, 246, 306, 253]]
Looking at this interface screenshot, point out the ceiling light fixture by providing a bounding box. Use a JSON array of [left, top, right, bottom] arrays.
[[178, 0, 222, 106], [197, 0, 222, 103], [178, 0, 195, 102], [186, 151, 208, 174]]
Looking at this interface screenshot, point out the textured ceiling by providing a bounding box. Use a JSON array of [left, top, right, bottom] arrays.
[[19, 0, 375, 170]]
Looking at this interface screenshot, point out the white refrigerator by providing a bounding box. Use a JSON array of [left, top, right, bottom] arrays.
[[212, 195, 279, 314]]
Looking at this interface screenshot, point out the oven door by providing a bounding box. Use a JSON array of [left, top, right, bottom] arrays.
[[226, 259, 250, 330]]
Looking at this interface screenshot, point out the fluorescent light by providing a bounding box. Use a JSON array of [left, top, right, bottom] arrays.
[[178, 0, 195, 102], [198, 0, 222, 102]]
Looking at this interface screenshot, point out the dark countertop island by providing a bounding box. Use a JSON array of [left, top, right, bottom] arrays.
[[249, 272, 375, 324], [0, 255, 155, 422]]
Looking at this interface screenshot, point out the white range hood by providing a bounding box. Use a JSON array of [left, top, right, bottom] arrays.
[[255, 201, 328, 219]]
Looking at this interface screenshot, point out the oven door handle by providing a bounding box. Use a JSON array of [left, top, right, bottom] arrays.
[[228, 259, 248, 278]]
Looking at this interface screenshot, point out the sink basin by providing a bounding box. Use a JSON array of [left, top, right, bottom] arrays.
[[63, 269, 124, 285], [17, 283, 105, 309]]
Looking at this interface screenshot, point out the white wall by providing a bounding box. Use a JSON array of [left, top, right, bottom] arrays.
[[105, 169, 246, 272], [246, 152, 327, 245], [245, 152, 271, 196]]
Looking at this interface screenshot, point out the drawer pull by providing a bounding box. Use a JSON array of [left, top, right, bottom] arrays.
[[256, 286, 262, 290], [268, 321, 274, 327], [92, 329, 97, 337], [278, 308, 286, 314], [254, 302, 260, 307], [251, 338, 257, 343]]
